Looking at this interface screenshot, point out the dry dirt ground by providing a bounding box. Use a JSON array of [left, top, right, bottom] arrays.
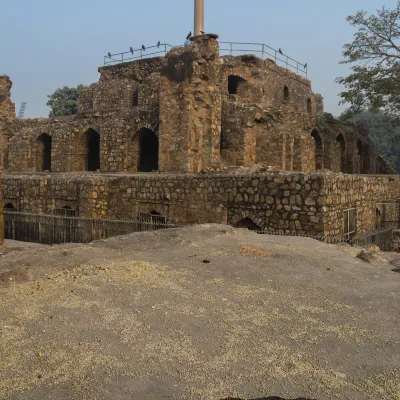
[[0, 225, 399, 400]]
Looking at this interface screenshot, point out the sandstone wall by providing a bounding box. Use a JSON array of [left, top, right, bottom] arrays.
[[158, 35, 222, 173], [4, 172, 400, 238]]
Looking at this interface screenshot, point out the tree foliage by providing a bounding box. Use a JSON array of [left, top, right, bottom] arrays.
[[46, 85, 82, 117], [337, 2, 400, 121]]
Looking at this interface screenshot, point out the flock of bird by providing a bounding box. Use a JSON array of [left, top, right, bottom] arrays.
[[107, 33, 308, 70]]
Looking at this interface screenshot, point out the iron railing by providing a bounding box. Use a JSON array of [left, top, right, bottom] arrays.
[[4, 211, 180, 245], [103, 41, 308, 77], [104, 43, 184, 66], [219, 42, 307, 77]]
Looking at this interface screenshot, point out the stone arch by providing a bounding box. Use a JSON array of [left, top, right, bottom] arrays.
[[311, 129, 323, 170], [235, 217, 261, 231], [36, 133, 52, 172], [229, 209, 265, 230], [336, 133, 346, 173], [77, 129, 100, 171], [133, 128, 159, 172], [357, 139, 369, 173], [284, 86, 290, 102], [4, 203, 16, 212]]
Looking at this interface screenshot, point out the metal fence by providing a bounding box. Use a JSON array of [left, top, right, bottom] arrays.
[[103, 41, 308, 77], [3, 211, 179, 245], [104, 43, 183, 65], [219, 42, 307, 77]]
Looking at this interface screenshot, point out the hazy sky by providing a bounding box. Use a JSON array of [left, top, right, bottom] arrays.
[[1, 0, 396, 118]]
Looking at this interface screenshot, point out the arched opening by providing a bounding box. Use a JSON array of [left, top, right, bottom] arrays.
[[284, 86, 290, 102], [357, 139, 368, 173], [36, 133, 52, 172], [234, 217, 261, 231], [150, 210, 160, 216], [138, 128, 159, 172], [311, 129, 323, 170], [307, 98, 312, 114], [336, 134, 346, 173], [228, 75, 246, 95], [4, 203, 16, 212], [86, 129, 100, 171]]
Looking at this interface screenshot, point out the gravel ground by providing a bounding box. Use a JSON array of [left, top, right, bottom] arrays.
[[0, 225, 399, 400]]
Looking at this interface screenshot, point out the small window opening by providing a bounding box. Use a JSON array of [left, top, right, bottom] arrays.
[[307, 98, 312, 113], [284, 86, 290, 101], [228, 75, 246, 95]]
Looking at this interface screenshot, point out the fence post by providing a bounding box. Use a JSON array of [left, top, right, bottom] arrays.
[[230, 42, 232, 56], [261, 44, 265, 60]]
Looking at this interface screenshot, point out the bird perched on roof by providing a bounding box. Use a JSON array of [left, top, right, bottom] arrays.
[[200, 31, 205, 34], [130, 47, 134, 55], [142, 45, 146, 51], [304, 63, 308, 69], [279, 48, 283, 55], [157, 41, 161, 48], [186, 31, 192, 40], [108, 52, 111, 58]]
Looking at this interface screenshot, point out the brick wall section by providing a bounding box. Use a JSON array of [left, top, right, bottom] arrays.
[[3, 172, 400, 238]]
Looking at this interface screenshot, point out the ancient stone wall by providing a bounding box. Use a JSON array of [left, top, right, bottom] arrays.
[[158, 35, 222, 173], [4, 172, 400, 238], [3, 38, 396, 176], [323, 174, 400, 238]]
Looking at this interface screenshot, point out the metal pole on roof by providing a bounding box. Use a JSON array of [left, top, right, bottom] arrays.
[[194, 0, 204, 36]]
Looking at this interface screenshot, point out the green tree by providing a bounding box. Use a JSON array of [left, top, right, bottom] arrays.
[[46, 85, 82, 117], [337, 2, 400, 121]]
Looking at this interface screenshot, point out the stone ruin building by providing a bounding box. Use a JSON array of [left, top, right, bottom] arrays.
[[0, 34, 399, 244]]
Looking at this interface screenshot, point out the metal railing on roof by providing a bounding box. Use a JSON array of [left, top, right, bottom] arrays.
[[104, 43, 185, 66], [103, 40, 308, 77], [219, 42, 307, 77]]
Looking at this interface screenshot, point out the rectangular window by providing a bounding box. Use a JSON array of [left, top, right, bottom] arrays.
[[343, 208, 356, 240]]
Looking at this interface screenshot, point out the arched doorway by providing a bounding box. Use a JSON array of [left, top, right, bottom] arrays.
[[138, 128, 158, 172], [228, 75, 246, 95], [235, 217, 261, 231], [4, 203, 16, 212], [336, 134, 346, 173], [36, 133, 52, 171], [311, 129, 323, 170], [86, 129, 100, 171]]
